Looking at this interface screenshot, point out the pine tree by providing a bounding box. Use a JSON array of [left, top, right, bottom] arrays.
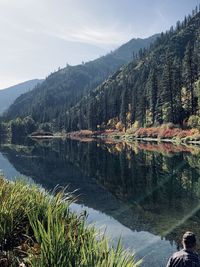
[[78, 103, 84, 130], [172, 59, 184, 124], [183, 41, 198, 115], [130, 76, 138, 124], [120, 85, 129, 130], [137, 96, 147, 126], [88, 95, 98, 131], [102, 89, 108, 124], [149, 69, 158, 124], [155, 94, 163, 125], [161, 52, 174, 123]]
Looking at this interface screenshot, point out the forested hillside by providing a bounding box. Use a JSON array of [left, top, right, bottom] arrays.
[[3, 8, 200, 136], [63, 9, 200, 131], [4, 35, 158, 123], [0, 79, 43, 114]]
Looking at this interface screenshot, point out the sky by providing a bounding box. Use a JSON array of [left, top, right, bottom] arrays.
[[0, 0, 199, 89]]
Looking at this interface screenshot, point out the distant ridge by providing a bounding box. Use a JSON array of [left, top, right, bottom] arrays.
[[5, 34, 159, 122], [0, 79, 43, 114]]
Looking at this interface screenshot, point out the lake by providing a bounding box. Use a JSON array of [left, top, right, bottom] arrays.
[[1, 137, 200, 266]]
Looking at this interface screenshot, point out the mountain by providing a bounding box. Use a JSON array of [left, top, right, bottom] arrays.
[[7, 10, 200, 135], [4, 34, 159, 123], [0, 79, 43, 114], [61, 9, 200, 131]]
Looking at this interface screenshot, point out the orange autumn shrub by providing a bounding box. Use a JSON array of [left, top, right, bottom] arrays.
[[145, 127, 158, 138], [132, 126, 199, 140], [135, 128, 148, 137], [176, 129, 196, 139], [158, 128, 181, 139]]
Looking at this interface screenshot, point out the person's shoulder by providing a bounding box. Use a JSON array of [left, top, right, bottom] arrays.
[[166, 250, 186, 267], [171, 249, 187, 259], [166, 250, 200, 267], [170, 249, 199, 260], [171, 249, 200, 263]]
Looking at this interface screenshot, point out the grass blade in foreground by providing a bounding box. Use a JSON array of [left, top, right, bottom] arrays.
[[0, 176, 141, 267]]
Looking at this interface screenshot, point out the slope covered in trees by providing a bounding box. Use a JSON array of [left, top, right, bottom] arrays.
[[4, 35, 158, 124], [0, 79, 43, 114], [63, 9, 200, 132]]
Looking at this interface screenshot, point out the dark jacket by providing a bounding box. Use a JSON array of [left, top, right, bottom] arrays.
[[166, 249, 200, 267]]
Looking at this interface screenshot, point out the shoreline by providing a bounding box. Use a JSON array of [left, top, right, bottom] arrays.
[[29, 127, 200, 147], [64, 128, 200, 146], [122, 136, 200, 145]]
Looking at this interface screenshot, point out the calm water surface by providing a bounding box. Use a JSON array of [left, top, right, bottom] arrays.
[[1, 138, 200, 266]]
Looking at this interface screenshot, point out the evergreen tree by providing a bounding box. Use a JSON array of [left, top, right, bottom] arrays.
[[172, 59, 184, 124], [78, 104, 84, 130], [137, 96, 147, 126], [102, 89, 108, 124], [155, 95, 163, 125], [148, 69, 158, 124], [88, 95, 98, 131], [161, 52, 174, 123], [183, 41, 198, 115], [120, 84, 129, 130]]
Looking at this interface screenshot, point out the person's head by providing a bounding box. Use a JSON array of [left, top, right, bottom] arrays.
[[182, 231, 196, 249]]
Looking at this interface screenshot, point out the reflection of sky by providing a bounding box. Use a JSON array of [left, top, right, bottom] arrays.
[[71, 203, 177, 267], [0, 152, 22, 179], [0, 152, 31, 181]]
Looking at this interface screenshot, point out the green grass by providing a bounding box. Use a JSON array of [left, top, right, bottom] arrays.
[[0, 176, 141, 267]]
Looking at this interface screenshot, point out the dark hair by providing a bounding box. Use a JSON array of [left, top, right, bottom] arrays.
[[182, 231, 196, 248]]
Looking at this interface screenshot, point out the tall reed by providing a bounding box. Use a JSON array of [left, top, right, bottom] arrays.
[[0, 176, 141, 267]]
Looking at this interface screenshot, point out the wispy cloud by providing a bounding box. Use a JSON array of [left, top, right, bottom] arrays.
[[42, 25, 132, 46], [155, 8, 170, 26], [0, 0, 198, 88]]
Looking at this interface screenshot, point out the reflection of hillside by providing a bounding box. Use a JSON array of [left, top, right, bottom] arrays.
[[1, 140, 200, 248], [104, 141, 200, 157]]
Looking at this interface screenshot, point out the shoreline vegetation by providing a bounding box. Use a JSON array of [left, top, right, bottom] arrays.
[[0, 176, 141, 267], [61, 124, 200, 146], [28, 125, 200, 152]]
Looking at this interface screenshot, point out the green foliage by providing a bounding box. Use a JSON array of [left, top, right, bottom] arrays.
[[10, 116, 37, 141], [0, 176, 141, 267], [187, 115, 200, 129], [183, 41, 198, 114], [0, 120, 10, 137], [195, 79, 200, 107], [38, 122, 53, 132], [120, 86, 129, 130]]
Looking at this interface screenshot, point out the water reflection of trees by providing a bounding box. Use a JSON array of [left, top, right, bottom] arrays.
[[68, 141, 200, 208], [1, 139, 200, 247]]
